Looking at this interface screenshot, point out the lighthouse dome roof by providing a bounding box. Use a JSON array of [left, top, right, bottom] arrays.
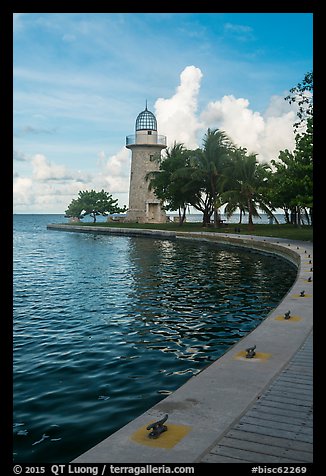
[[135, 105, 157, 131]]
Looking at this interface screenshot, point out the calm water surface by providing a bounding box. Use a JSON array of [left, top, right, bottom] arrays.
[[13, 215, 296, 463]]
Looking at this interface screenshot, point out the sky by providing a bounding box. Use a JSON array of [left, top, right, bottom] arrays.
[[13, 12, 313, 214]]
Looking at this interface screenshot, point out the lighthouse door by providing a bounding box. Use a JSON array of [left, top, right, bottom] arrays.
[[146, 202, 159, 221]]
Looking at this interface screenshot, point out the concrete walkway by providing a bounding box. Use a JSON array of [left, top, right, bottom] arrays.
[[47, 226, 313, 464], [200, 330, 313, 463]]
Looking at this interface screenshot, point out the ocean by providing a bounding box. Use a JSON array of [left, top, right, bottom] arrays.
[[13, 214, 296, 463]]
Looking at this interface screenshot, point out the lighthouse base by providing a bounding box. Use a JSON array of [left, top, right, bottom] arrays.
[[124, 201, 167, 224]]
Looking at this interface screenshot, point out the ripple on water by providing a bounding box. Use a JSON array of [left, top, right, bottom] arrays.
[[13, 216, 297, 463]]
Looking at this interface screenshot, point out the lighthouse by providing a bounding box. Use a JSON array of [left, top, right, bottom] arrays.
[[125, 104, 167, 223]]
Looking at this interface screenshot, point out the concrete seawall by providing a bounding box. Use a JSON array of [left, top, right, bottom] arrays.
[[46, 223, 176, 239], [47, 224, 313, 463]]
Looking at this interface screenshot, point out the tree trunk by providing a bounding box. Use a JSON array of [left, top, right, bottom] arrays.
[[202, 209, 209, 226], [178, 207, 182, 224], [303, 208, 310, 225], [178, 206, 187, 226], [202, 208, 212, 227], [213, 208, 218, 228], [284, 208, 290, 224], [295, 206, 301, 227], [248, 197, 254, 232]]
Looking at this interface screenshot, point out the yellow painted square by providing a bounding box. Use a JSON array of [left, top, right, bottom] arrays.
[[130, 421, 192, 449], [234, 351, 272, 361], [275, 315, 302, 322], [292, 293, 312, 298]]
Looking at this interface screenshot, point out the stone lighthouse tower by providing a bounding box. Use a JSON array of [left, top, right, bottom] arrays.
[[125, 104, 167, 223]]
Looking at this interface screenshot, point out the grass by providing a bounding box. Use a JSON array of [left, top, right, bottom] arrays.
[[64, 220, 313, 241]]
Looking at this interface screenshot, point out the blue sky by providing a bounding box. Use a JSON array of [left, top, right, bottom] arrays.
[[13, 13, 313, 214]]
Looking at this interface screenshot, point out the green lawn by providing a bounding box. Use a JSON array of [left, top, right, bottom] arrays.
[[65, 220, 313, 241]]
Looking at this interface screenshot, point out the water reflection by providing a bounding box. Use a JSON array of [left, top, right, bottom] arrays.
[[122, 238, 292, 364]]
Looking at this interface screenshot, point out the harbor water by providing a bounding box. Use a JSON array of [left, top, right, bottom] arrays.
[[13, 214, 296, 463]]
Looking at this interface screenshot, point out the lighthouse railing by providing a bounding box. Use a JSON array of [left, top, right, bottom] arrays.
[[126, 134, 167, 146]]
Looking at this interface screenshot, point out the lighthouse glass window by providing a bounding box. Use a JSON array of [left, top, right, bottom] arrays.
[[136, 110, 157, 131]]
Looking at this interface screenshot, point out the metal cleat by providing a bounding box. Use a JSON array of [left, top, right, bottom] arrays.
[[147, 414, 168, 439], [284, 311, 291, 320], [245, 345, 256, 358]]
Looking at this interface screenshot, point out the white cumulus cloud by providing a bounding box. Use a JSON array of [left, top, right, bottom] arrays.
[[201, 95, 265, 152], [13, 177, 34, 206], [13, 153, 96, 212], [96, 148, 130, 194], [154, 66, 297, 163], [155, 65, 204, 149], [31, 153, 91, 182], [200, 93, 297, 162]]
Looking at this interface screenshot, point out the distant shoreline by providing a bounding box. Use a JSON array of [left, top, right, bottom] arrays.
[[16, 212, 291, 224]]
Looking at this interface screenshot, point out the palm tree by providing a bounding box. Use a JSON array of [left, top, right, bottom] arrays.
[[222, 149, 276, 231], [189, 128, 234, 226], [221, 148, 247, 224]]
